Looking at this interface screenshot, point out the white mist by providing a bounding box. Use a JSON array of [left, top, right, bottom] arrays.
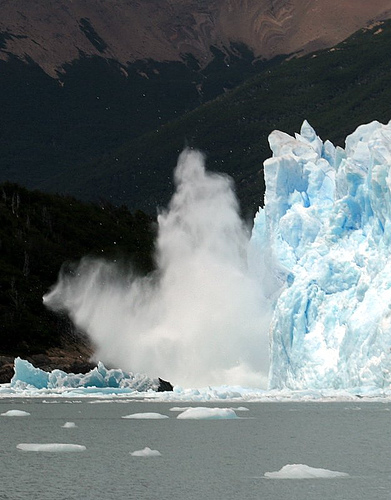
[[44, 149, 272, 388]]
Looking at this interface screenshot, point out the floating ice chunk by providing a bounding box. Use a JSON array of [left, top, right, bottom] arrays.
[[17, 443, 86, 452], [62, 421, 77, 428], [169, 406, 190, 412], [176, 407, 238, 419], [234, 406, 249, 411], [264, 464, 349, 479], [10, 357, 157, 392], [121, 412, 169, 419], [1, 410, 30, 417], [130, 447, 161, 457]]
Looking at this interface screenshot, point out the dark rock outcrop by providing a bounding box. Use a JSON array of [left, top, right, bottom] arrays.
[[157, 377, 174, 392]]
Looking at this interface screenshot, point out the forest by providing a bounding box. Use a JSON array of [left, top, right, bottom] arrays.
[[0, 182, 155, 356]]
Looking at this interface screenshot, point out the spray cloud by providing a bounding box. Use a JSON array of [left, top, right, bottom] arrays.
[[44, 150, 272, 387]]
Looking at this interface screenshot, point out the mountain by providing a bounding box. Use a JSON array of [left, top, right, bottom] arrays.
[[2, 0, 390, 76], [0, 0, 391, 215]]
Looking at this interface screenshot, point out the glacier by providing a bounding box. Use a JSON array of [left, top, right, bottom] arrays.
[[255, 119, 391, 391], [7, 119, 391, 399]]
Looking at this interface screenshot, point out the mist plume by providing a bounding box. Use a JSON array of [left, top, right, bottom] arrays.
[[44, 149, 271, 387]]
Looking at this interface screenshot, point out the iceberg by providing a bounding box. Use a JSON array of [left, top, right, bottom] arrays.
[[264, 464, 349, 479], [1, 409, 30, 416], [130, 447, 162, 457], [176, 407, 238, 419], [62, 422, 77, 428], [121, 412, 169, 419], [254, 119, 391, 390], [10, 357, 157, 392], [17, 443, 86, 452]]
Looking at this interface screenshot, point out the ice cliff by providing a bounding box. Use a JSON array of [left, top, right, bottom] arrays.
[[255, 119, 391, 390]]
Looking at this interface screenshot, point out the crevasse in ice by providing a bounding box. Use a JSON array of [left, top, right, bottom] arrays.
[[253, 119, 391, 390], [10, 357, 157, 392]]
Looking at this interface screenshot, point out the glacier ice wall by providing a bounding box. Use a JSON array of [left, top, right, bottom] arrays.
[[255, 119, 391, 390]]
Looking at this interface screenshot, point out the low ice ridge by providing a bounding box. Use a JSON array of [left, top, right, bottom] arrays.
[[253, 119, 391, 390], [3, 373, 391, 400], [264, 464, 349, 479]]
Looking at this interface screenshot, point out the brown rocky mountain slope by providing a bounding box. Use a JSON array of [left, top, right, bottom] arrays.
[[1, 0, 391, 76]]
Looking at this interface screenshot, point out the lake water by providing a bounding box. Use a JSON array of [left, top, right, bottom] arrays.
[[1, 399, 390, 499]]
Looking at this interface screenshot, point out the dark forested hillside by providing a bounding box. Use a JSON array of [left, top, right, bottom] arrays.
[[0, 45, 275, 197], [55, 20, 391, 219], [2, 21, 391, 219], [0, 183, 155, 359]]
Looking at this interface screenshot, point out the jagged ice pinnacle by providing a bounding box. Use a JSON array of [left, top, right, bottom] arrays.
[[256, 119, 391, 390]]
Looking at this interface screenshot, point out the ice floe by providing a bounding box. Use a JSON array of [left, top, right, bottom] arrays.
[[130, 447, 161, 457], [17, 443, 86, 452], [121, 412, 169, 419], [264, 464, 349, 479], [176, 407, 238, 419], [62, 421, 77, 428], [1, 409, 30, 416]]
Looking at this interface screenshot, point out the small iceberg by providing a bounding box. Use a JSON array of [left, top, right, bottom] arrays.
[[1, 410, 30, 417], [10, 357, 157, 392], [17, 443, 86, 452], [177, 407, 238, 419], [131, 447, 161, 457], [121, 412, 169, 419], [264, 464, 349, 479], [62, 422, 77, 428]]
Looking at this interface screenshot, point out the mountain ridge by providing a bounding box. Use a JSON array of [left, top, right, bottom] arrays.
[[1, 0, 391, 77], [50, 20, 391, 217]]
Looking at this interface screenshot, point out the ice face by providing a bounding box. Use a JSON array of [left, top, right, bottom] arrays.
[[254, 119, 391, 390]]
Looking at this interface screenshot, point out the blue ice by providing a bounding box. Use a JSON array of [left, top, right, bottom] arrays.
[[252, 119, 391, 390]]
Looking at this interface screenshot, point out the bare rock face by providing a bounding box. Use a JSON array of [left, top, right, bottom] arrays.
[[0, 0, 391, 76], [0, 356, 15, 384]]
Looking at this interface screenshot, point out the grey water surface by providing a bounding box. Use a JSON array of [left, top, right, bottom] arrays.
[[1, 399, 390, 500]]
